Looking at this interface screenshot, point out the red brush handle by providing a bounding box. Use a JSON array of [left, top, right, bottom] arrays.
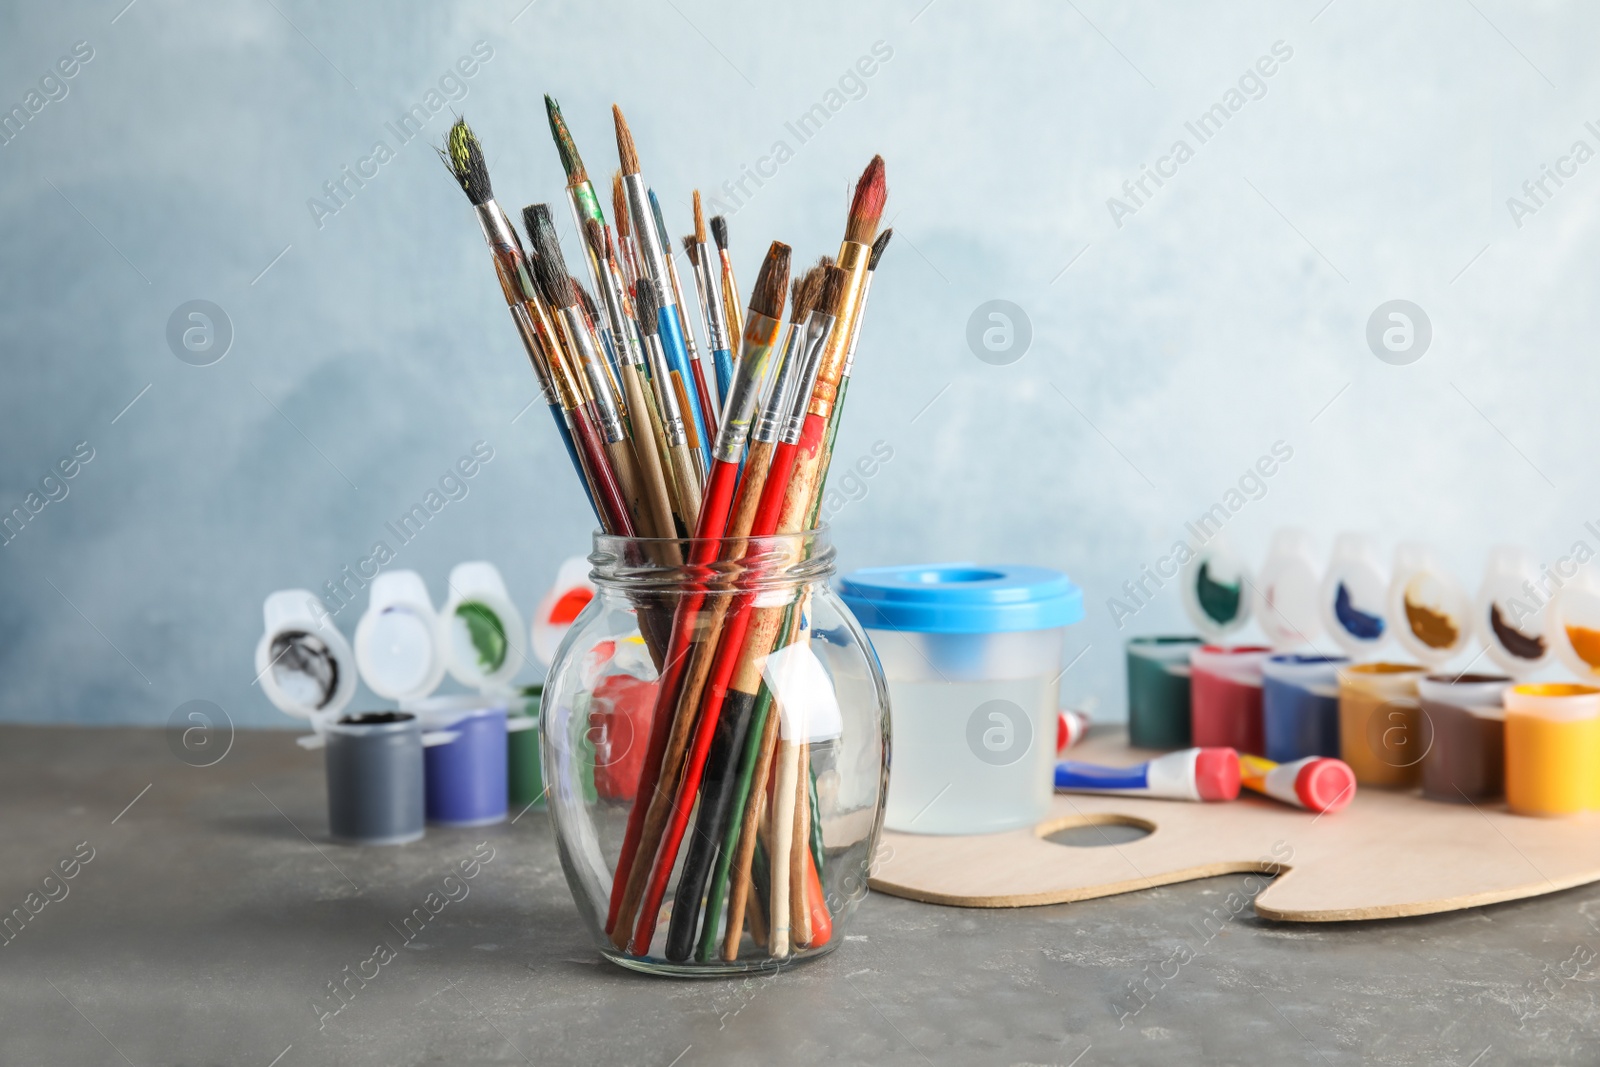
[[569, 404, 634, 537]]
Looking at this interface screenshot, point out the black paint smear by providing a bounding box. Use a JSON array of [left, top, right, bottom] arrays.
[[270, 630, 339, 709], [1489, 604, 1546, 660]]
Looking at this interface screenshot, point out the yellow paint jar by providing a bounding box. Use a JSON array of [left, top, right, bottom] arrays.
[[1337, 662, 1427, 787], [1504, 683, 1600, 817]]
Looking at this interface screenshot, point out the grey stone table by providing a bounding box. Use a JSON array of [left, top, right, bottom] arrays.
[[3, 724, 1595, 1066]]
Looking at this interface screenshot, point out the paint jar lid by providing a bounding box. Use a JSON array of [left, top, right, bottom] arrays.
[[1320, 532, 1389, 657], [1418, 673, 1510, 710], [1262, 652, 1349, 693], [399, 692, 511, 729], [1386, 543, 1471, 667], [1127, 635, 1203, 669], [324, 710, 421, 737], [838, 562, 1082, 634], [1255, 528, 1322, 649], [354, 570, 446, 702], [1474, 545, 1550, 677], [531, 556, 596, 665], [1549, 567, 1600, 682], [438, 562, 525, 690], [1336, 661, 1425, 697], [1505, 682, 1600, 721], [1190, 644, 1272, 686], [255, 589, 357, 721], [1179, 538, 1252, 641]]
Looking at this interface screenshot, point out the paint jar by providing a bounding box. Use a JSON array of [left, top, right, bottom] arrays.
[[1505, 683, 1600, 817], [324, 711, 426, 845], [1189, 645, 1271, 756], [839, 562, 1083, 836], [1125, 636, 1202, 750], [1337, 663, 1426, 787], [543, 529, 889, 973], [1418, 674, 1510, 803], [1261, 653, 1348, 762], [507, 685, 546, 812], [405, 694, 510, 827]]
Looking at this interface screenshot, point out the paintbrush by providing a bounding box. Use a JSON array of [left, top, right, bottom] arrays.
[[440, 118, 624, 533], [652, 187, 718, 432], [711, 215, 743, 360], [610, 170, 639, 289], [604, 245, 790, 951], [630, 266, 847, 958], [524, 204, 648, 540], [686, 191, 735, 406], [613, 105, 712, 470]]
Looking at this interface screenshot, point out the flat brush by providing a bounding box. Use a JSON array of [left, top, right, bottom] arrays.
[[710, 215, 743, 360], [440, 118, 605, 528], [525, 204, 641, 539], [614, 105, 712, 471], [686, 190, 735, 409]]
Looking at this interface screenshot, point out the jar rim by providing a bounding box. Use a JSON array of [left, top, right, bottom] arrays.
[[588, 526, 836, 591]]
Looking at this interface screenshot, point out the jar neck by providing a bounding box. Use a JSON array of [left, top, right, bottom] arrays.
[[588, 527, 835, 593]]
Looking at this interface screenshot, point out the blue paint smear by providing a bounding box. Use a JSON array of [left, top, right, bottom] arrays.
[[1334, 582, 1385, 640]]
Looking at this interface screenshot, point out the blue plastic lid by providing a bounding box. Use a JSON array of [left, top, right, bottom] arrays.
[[838, 562, 1083, 634]]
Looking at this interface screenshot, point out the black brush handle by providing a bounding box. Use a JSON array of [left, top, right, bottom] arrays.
[[664, 689, 757, 961]]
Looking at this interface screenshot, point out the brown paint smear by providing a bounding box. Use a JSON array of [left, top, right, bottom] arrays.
[[1404, 595, 1458, 649]]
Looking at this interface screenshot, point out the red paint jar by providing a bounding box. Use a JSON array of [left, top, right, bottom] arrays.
[[1189, 645, 1272, 756]]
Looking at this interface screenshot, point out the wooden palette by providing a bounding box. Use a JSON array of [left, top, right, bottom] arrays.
[[869, 730, 1600, 921]]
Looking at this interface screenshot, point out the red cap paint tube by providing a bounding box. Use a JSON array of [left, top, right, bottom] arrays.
[[1057, 709, 1090, 754], [1238, 753, 1356, 814], [1054, 747, 1240, 802]]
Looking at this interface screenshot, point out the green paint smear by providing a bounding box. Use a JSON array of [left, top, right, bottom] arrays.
[[457, 601, 507, 672], [1196, 561, 1242, 624]]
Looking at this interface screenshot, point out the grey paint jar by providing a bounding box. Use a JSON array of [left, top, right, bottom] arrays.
[[324, 711, 425, 845]]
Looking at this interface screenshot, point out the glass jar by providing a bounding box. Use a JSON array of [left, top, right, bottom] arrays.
[[541, 529, 890, 976]]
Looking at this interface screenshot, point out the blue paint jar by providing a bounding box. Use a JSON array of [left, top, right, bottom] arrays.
[[406, 694, 510, 827], [1262, 653, 1348, 762]]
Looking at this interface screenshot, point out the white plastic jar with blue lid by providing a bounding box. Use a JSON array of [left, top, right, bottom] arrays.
[[838, 563, 1084, 835]]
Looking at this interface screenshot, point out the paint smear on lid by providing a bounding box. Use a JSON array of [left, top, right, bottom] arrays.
[[1490, 603, 1545, 660], [1567, 624, 1600, 670], [1334, 582, 1384, 640], [270, 630, 339, 709], [457, 601, 508, 673], [1403, 593, 1458, 649], [1195, 561, 1242, 625]]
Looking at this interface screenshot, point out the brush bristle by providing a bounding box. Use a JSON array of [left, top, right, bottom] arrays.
[[693, 191, 707, 244], [522, 203, 575, 308], [611, 171, 630, 239], [749, 241, 790, 321], [710, 215, 729, 252], [681, 234, 699, 267], [817, 265, 849, 318], [583, 218, 607, 260], [634, 279, 660, 336], [612, 104, 640, 176], [869, 228, 893, 271], [789, 268, 822, 324], [442, 118, 492, 206], [844, 154, 887, 245], [573, 275, 599, 321], [544, 95, 587, 186]]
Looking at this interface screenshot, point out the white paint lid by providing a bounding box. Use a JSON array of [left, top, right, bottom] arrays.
[[531, 555, 596, 665], [1179, 537, 1252, 641], [1386, 542, 1472, 667], [354, 570, 446, 702], [1320, 532, 1390, 657], [439, 561, 525, 690], [1474, 544, 1550, 677], [256, 589, 357, 721], [1255, 528, 1322, 649], [1549, 565, 1600, 682]]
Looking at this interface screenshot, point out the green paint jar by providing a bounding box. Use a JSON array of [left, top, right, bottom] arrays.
[[508, 684, 547, 811], [1126, 636, 1203, 749]]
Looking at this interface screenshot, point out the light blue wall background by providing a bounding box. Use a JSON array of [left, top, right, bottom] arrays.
[[3, 0, 1595, 727]]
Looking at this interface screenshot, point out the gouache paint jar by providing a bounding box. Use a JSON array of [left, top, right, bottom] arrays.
[[1126, 636, 1202, 750], [1337, 662, 1426, 787], [1418, 674, 1510, 804], [840, 562, 1084, 835], [1504, 683, 1600, 817], [324, 711, 426, 845], [1261, 653, 1348, 763], [406, 694, 510, 827], [1189, 645, 1271, 756], [508, 685, 546, 811]]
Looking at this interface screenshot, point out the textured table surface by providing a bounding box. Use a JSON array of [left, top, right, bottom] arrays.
[[3, 724, 1595, 1066]]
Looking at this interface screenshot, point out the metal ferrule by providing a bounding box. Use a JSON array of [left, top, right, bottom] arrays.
[[779, 310, 837, 445], [559, 306, 625, 443], [566, 183, 608, 306], [640, 333, 687, 448], [807, 241, 871, 422], [509, 302, 557, 405], [752, 319, 806, 445], [841, 269, 877, 379], [711, 311, 781, 464], [523, 290, 582, 411], [592, 246, 646, 370], [623, 173, 673, 305], [651, 190, 700, 362], [691, 240, 730, 353], [474, 201, 536, 306]]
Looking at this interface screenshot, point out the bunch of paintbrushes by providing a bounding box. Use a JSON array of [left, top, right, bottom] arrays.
[[442, 101, 891, 963]]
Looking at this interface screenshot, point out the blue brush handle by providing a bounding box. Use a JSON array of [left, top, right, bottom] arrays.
[[546, 403, 599, 525], [711, 347, 734, 415], [656, 305, 712, 467], [1054, 760, 1151, 792]]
